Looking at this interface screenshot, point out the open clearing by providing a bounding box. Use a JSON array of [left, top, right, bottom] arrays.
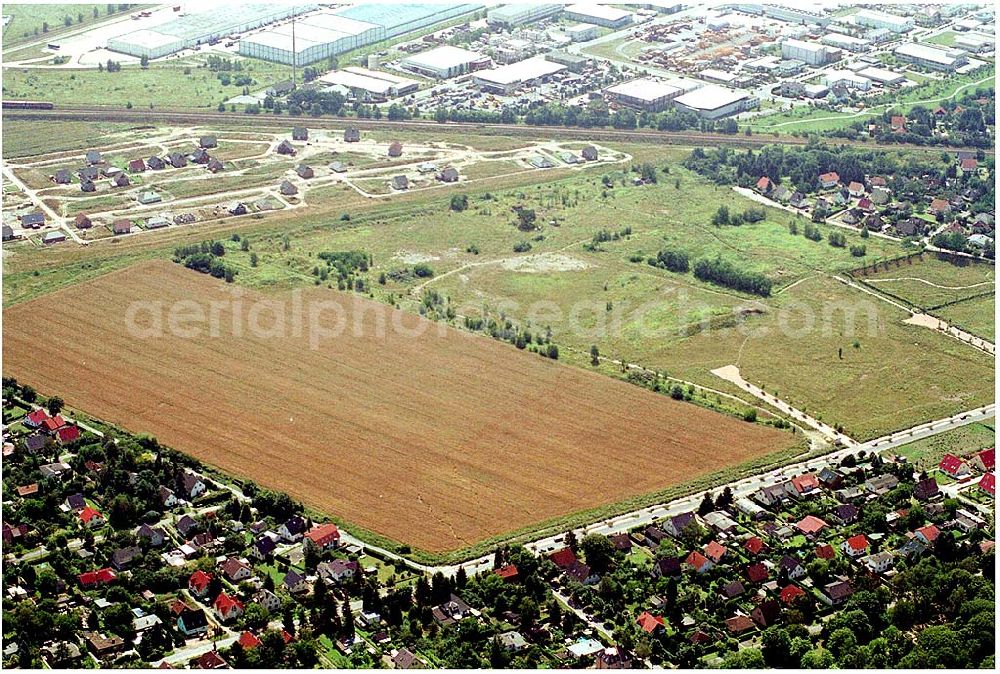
[[3, 260, 795, 554], [932, 294, 997, 342], [856, 254, 995, 309]]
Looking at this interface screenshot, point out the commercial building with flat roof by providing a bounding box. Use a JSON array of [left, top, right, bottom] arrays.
[[673, 85, 757, 119], [954, 33, 995, 53], [605, 78, 682, 112], [857, 66, 906, 86], [401, 45, 485, 79], [894, 43, 969, 71], [318, 68, 420, 101], [854, 9, 913, 33], [472, 57, 566, 94], [563, 4, 633, 29], [781, 39, 832, 66], [486, 4, 562, 28], [565, 23, 599, 42], [821, 33, 869, 52], [822, 69, 871, 90]]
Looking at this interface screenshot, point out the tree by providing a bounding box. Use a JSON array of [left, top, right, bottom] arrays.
[[580, 534, 614, 574], [46, 396, 64, 415], [590, 344, 600, 366], [449, 194, 468, 212], [42, 21, 49, 32], [761, 626, 793, 667], [800, 648, 835, 668], [697, 492, 715, 515], [722, 648, 765, 668], [140, 55, 149, 68]]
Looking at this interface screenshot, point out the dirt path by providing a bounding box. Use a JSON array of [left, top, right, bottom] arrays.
[[866, 277, 994, 290]]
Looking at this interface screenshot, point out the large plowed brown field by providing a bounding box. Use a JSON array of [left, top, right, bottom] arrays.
[[4, 261, 795, 553]]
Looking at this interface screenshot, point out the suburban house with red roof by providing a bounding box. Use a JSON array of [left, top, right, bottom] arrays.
[[744, 536, 765, 556], [213, 593, 245, 622], [971, 448, 995, 472], [755, 176, 774, 194], [780, 584, 806, 605], [685, 550, 713, 574], [703, 541, 727, 563], [42, 415, 67, 432], [939, 453, 971, 477], [56, 425, 81, 444], [795, 515, 828, 538], [495, 564, 519, 583], [848, 181, 865, 197], [24, 408, 50, 428], [548, 547, 578, 569], [842, 534, 870, 558], [79, 568, 117, 588], [929, 198, 952, 216], [303, 523, 341, 551], [745, 562, 768, 584], [188, 570, 213, 598], [238, 632, 262, 650], [819, 171, 840, 188], [815, 543, 836, 560], [890, 115, 906, 132], [636, 611, 665, 634], [791, 473, 820, 496], [79, 506, 105, 529], [915, 524, 940, 545], [978, 473, 995, 497]]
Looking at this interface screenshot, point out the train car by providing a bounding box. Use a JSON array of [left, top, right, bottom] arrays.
[[2, 101, 55, 110]]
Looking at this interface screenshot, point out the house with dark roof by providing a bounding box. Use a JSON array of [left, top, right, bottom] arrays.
[[207, 158, 224, 173], [200, 136, 218, 149], [53, 169, 73, 184], [292, 127, 308, 141], [388, 141, 403, 157], [135, 523, 165, 547], [914, 477, 940, 501], [751, 599, 781, 628], [344, 128, 361, 142], [392, 175, 409, 190], [148, 155, 166, 170], [438, 167, 460, 183], [725, 615, 755, 635], [296, 164, 314, 179], [86, 150, 103, 165], [317, 559, 359, 585], [168, 152, 187, 168], [822, 579, 853, 605], [177, 607, 208, 636], [779, 555, 806, 580], [111, 545, 142, 570], [581, 145, 598, 161], [652, 555, 681, 578], [831, 503, 859, 525], [276, 140, 296, 156], [190, 148, 210, 164], [175, 514, 200, 538], [21, 212, 45, 228]]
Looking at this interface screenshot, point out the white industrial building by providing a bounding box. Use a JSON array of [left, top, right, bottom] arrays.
[[857, 66, 906, 86], [954, 33, 995, 53], [673, 85, 758, 119], [604, 78, 682, 112], [107, 30, 185, 60], [472, 57, 566, 94], [401, 45, 487, 79], [853, 9, 914, 33], [699, 68, 738, 85], [318, 67, 420, 101], [563, 4, 633, 29], [486, 4, 562, 28], [822, 69, 871, 90], [565, 23, 599, 42], [894, 43, 969, 71], [820, 33, 869, 52], [781, 39, 832, 66]]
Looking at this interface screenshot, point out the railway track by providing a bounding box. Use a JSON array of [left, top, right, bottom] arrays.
[[5, 105, 991, 155]]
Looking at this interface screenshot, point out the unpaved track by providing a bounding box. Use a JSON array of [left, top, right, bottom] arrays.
[[3, 260, 795, 554]]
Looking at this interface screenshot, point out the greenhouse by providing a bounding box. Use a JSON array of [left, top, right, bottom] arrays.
[[239, 3, 482, 66], [108, 4, 312, 59]]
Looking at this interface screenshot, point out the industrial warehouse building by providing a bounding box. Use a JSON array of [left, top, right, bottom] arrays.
[[954, 33, 995, 53], [486, 4, 563, 28], [472, 57, 566, 94], [820, 33, 870, 53], [781, 39, 833, 66], [894, 43, 969, 71], [401, 45, 488, 79], [318, 67, 420, 101], [853, 9, 914, 33], [673, 85, 757, 119], [605, 78, 682, 112], [565, 23, 599, 42], [562, 4, 633, 29], [856, 66, 906, 86], [240, 3, 482, 65], [108, 4, 307, 59]]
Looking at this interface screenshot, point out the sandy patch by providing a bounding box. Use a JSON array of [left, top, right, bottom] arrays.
[[394, 251, 440, 264], [500, 252, 592, 273]]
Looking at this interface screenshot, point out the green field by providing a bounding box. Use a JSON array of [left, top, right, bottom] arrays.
[[1, 58, 289, 109], [926, 31, 958, 47], [2, 120, 145, 159], [857, 255, 995, 309], [933, 294, 997, 342], [2, 3, 116, 47], [894, 421, 995, 469]]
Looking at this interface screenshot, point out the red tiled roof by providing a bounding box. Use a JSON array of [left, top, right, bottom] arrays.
[[79, 567, 116, 586], [214, 592, 244, 615], [796, 515, 827, 535], [815, 543, 836, 560], [304, 523, 340, 547], [930, 198, 951, 212], [495, 564, 519, 581], [979, 473, 995, 497], [976, 448, 995, 471], [791, 473, 819, 493], [704, 541, 727, 563], [844, 534, 869, 552], [916, 524, 940, 543], [746, 562, 768, 583], [636, 611, 665, 633], [549, 547, 578, 569], [26, 409, 49, 425], [57, 425, 81, 443], [42, 415, 66, 431], [756, 176, 773, 191], [189, 570, 212, 592], [819, 171, 839, 183], [238, 632, 261, 649], [960, 158, 977, 170], [79, 506, 102, 523], [939, 453, 967, 475], [685, 550, 710, 571], [779, 584, 806, 604], [744, 536, 764, 555]]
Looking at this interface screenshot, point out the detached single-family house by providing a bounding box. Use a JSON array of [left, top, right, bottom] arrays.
[[21, 212, 45, 229], [279, 515, 308, 542], [296, 164, 314, 179], [128, 158, 146, 173], [317, 559, 358, 585], [822, 579, 853, 605], [392, 175, 409, 190], [53, 169, 73, 184], [74, 213, 93, 229], [213, 593, 244, 623], [147, 155, 166, 170], [79, 507, 105, 529], [685, 550, 713, 574], [207, 158, 225, 173], [220, 557, 252, 583], [188, 570, 213, 598], [636, 611, 665, 634], [86, 150, 103, 165], [112, 219, 132, 236], [438, 167, 460, 183], [862, 552, 895, 574], [292, 127, 308, 141], [344, 128, 361, 142], [831, 503, 859, 525], [190, 148, 210, 164], [112, 173, 130, 188], [819, 171, 840, 188], [177, 607, 208, 637], [939, 453, 971, 477], [282, 570, 309, 594], [388, 142, 403, 157], [842, 534, 870, 558], [848, 181, 865, 197], [276, 140, 296, 156], [795, 515, 828, 538], [929, 198, 952, 216], [914, 477, 940, 501], [280, 180, 298, 196], [42, 231, 66, 245], [200, 136, 218, 149], [779, 555, 806, 580], [135, 523, 165, 547], [303, 523, 341, 551], [581, 145, 598, 161], [168, 152, 188, 168]]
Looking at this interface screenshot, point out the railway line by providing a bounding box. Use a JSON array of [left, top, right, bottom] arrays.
[[4, 105, 991, 155]]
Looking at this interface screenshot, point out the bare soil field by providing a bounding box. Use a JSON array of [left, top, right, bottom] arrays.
[[3, 260, 794, 554]]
